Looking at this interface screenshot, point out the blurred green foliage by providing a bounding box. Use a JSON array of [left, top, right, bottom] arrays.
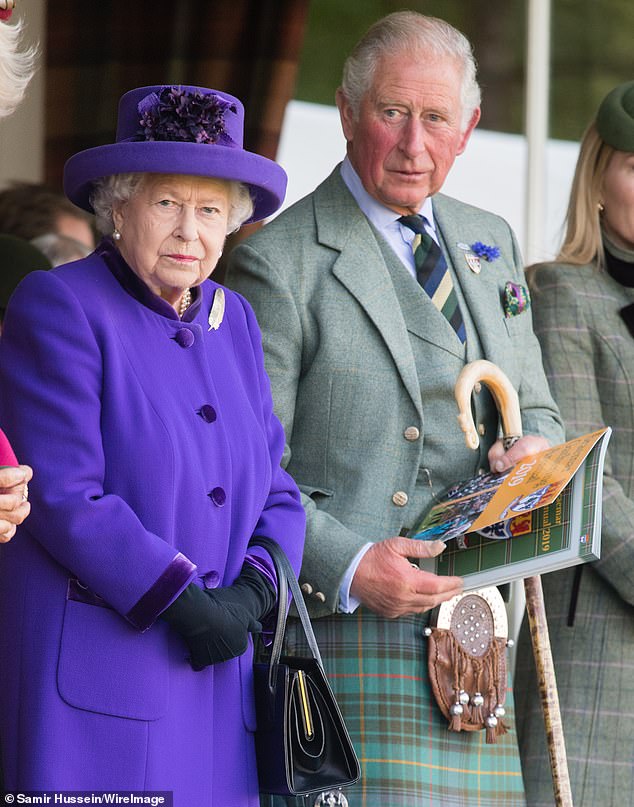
[[295, 0, 633, 141]]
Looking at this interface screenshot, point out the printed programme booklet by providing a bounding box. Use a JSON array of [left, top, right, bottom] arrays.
[[412, 428, 611, 590]]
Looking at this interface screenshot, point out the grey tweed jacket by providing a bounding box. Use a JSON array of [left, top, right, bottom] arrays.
[[227, 168, 563, 617], [514, 260, 634, 807]]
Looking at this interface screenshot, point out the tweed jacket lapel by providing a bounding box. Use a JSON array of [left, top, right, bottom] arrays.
[[433, 194, 510, 362], [314, 170, 423, 416]]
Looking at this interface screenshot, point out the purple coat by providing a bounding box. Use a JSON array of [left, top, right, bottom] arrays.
[[0, 245, 305, 804]]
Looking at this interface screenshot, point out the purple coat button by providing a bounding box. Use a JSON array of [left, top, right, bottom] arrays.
[[174, 328, 195, 348], [209, 486, 226, 507], [198, 404, 217, 423], [202, 570, 220, 589]]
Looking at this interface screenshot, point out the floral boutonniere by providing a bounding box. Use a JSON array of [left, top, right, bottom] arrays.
[[458, 241, 501, 274], [470, 241, 501, 262]]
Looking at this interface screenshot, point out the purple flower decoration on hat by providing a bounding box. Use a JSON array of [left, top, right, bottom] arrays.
[[136, 87, 237, 146], [470, 241, 501, 262]]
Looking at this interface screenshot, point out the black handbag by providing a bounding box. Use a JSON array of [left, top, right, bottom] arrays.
[[250, 536, 360, 798]]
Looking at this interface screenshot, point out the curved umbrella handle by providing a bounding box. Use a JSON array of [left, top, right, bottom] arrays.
[[455, 359, 523, 450]]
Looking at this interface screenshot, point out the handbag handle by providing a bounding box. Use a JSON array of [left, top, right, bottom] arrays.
[[249, 536, 324, 694]]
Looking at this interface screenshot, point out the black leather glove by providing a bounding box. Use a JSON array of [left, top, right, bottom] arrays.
[[161, 563, 275, 671]]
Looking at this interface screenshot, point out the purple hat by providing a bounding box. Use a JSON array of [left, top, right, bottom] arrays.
[[63, 85, 287, 224]]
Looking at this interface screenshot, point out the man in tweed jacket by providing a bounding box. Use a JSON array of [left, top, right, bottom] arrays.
[[228, 11, 564, 806]]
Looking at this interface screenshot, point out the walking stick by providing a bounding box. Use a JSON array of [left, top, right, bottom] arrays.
[[454, 359, 573, 807]]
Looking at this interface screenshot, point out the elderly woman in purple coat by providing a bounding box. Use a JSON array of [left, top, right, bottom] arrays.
[[0, 84, 305, 805]]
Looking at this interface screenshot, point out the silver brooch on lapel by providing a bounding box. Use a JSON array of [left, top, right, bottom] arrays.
[[208, 288, 225, 331], [457, 241, 500, 274], [457, 242, 481, 274], [465, 252, 482, 274]]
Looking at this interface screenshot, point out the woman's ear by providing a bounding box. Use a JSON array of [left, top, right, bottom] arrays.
[[111, 201, 125, 233]]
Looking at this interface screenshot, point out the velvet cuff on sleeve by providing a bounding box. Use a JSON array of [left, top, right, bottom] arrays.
[[126, 552, 197, 632]]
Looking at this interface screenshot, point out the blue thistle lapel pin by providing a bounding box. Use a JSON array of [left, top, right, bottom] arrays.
[[457, 241, 501, 274]]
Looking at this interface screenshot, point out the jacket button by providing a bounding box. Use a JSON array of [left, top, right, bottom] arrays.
[[301, 583, 314, 595], [202, 571, 220, 589], [198, 404, 217, 423], [392, 491, 409, 507], [404, 426, 420, 441], [478, 423, 486, 436], [208, 486, 226, 507], [174, 328, 195, 348], [314, 591, 326, 603]]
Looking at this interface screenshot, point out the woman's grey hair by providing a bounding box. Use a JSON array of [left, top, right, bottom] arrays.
[[90, 173, 254, 236], [341, 11, 481, 132], [0, 18, 37, 119]]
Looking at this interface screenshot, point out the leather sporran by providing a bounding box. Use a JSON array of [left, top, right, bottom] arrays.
[[424, 586, 511, 744], [250, 537, 360, 797]]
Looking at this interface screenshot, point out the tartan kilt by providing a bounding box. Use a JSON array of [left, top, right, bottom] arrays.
[[277, 608, 526, 807]]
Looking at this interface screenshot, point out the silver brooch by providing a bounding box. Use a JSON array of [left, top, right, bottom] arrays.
[[465, 252, 481, 274], [457, 242, 481, 274], [208, 288, 225, 331]]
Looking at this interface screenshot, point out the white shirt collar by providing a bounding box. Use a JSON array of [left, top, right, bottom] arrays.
[[340, 156, 436, 234]]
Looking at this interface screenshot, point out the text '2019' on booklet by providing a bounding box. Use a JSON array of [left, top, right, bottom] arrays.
[[412, 428, 611, 591]]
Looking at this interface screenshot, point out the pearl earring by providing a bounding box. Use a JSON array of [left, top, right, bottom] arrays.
[[597, 202, 605, 213], [112, 228, 121, 241]]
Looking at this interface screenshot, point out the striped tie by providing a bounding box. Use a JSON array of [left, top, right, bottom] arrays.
[[399, 214, 466, 343]]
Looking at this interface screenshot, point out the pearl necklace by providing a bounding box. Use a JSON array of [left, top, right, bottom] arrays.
[[178, 288, 192, 318]]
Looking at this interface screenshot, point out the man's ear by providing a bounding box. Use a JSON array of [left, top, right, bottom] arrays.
[[336, 87, 355, 143], [457, 107, 481, 155]]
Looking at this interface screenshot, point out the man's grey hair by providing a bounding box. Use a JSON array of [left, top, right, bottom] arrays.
[[340, 11, 481, 132], [90, 173, 254, 236], [0, 18, 37, 119]]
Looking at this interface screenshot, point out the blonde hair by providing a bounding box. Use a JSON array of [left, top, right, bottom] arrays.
[[0, 18, 37, 119], [341, 11, 480, 132], [556, 122, 615, 270]]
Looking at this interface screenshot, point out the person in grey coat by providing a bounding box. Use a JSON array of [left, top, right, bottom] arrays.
[[228, 11, 564, 807], [514, 81, 634, 807]]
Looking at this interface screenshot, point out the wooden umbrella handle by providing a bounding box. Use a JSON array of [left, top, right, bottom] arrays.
[[454, 359, 573, 807], [454, 359, 523, 450]]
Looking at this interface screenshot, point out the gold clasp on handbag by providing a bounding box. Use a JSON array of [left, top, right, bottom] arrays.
[[297, 669, 314, 740]]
